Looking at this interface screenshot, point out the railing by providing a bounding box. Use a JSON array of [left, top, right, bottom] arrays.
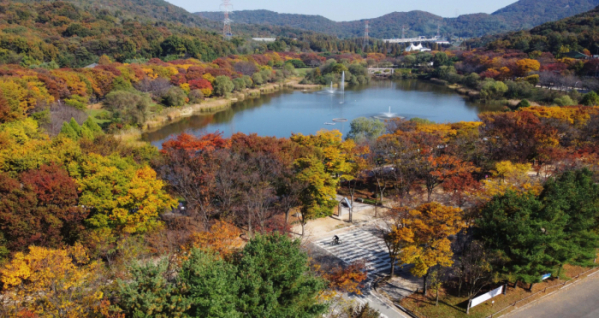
[[485, 267, 599, 318]]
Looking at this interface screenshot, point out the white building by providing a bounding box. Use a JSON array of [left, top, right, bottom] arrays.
[[405, 43, 431, 52], [383, 36, 439, 43], [252, 38, 277, 42]]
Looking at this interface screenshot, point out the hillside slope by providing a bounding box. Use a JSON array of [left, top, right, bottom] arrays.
[[468, 5, 599, 55], [197, 0, 599, 38], [0, 1, 236, 67]]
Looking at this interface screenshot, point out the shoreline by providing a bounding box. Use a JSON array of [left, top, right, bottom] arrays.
[[114, 78, 322, 142]]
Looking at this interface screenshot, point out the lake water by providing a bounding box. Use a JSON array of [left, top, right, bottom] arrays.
[[143, 79, 502, 147]]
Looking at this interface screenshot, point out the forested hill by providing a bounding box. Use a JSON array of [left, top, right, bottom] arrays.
[[11, 0, 321, 37], [0, 0, 322, 68], [467, 5, 599, 55], [197, 0, 599, 38], [0, 0, 238, 68]]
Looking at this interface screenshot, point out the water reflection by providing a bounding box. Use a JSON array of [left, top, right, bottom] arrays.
[[143, 79, 503, 148]]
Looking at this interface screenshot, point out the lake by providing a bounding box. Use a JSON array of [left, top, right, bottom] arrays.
[[143, 79, 502, 147]]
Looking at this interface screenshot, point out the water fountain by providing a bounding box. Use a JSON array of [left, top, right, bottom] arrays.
[[374, 107, 404, 120], [328, 81, 334, 93], [339, 71, 345, 104]]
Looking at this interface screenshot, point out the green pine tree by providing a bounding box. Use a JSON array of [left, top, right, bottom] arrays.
[[236, 233, 328, 318], [180, 250, 240, 318], [83, 117, 103, 137], [59, 121, 78, 140], [117, 260, 192, 317], [477, 191, 559, 285], [69, 118, 82, 138], [540, 169, 599, 272]]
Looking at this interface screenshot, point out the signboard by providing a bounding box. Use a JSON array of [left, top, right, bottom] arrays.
[[343, 197, 352, 209], [470, 285, 504, 308], [542, 273, 551, 280]]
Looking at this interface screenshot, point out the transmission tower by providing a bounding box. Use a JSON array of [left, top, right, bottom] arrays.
[[402, 25, 410, 39], [363, 21, 369, 50], [221, 0, 233, 40]]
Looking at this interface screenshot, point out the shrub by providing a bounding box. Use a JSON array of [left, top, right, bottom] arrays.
[[251, 73, 264, 86], [285, 59, 307, 68], [188, 89, 203, 104], [213, 76, 234, 97], [111, 76, 133, 91], [161, 87, 187, 107], [518, 99, 531, 108], [581, 91, 599, 106], [506, 80, 534, 99], [103, 90, 151, 126], [480, 79, 508, 101], [242, 75, 253, 88], [232, 78, 246, 92], [463, 73, 480, 89], [64, 95, 88, 110], [134, 78, 171, 99], [554, 95, 575, 106]]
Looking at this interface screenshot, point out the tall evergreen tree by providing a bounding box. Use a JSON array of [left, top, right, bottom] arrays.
[[180, 250, 240, 318], [236, 234, 328, 318], [476, 191, 562, 284], [540, 169, 599, 271]]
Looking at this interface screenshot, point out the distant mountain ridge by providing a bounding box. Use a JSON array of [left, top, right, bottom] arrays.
[[196, 0, 599, 38]]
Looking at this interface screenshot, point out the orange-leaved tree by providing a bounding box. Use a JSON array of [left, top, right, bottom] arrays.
[[322, 260, 368, 295], [397, 202, 465, 294], [186, 220, 243, 259]]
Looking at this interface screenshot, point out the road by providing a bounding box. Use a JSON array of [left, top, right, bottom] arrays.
[[507, 273, 599, 318]]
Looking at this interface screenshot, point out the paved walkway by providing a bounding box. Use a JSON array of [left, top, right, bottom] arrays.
[[507, 273, 599, 318], [314, 229, 392, 274], [309, 228, 408, 318]]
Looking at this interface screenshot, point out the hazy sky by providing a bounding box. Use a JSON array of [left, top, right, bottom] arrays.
[[166, 0, 518, 21]]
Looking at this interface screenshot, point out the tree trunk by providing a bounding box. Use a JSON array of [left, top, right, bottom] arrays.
[[248, 211, 253, 238], [301, 221, 305, 237], [349, 190, 354, 223], [390, 256, 395, 277], [557, 264, 563, 277], [458, 278, 463, 297], [436, 288, 439, 306], [529, 282, 534, 291], [285, 208, 290, 226], [427, 189, 433, 202], [423, 272, 429, 295]]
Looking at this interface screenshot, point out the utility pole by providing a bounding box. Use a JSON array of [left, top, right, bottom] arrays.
[[221, 0, 233, 40]]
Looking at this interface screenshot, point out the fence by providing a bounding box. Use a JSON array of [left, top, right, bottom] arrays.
[[485, 267, 599, 318]]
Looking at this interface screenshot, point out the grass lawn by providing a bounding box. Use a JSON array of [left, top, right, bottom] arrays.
[[295, 68, 311, 77], [85, 109, 111, 125], [399, 264, 598, 318]]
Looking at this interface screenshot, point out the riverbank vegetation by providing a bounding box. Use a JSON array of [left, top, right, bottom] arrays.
[[0, 51, 313, 134]]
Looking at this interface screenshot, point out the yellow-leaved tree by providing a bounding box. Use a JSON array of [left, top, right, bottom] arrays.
[[68, 153, 176, 238], [396, 202, 465, 294], [476, 161, 543, 203], [0, 244, 103, 317], [291, 129, 357, 182]]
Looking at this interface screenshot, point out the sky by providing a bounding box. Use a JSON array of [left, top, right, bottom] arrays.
[[165, 0, 519, 21]]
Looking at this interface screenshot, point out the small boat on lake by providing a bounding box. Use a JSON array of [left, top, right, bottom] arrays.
[[324, 122, 336, 125]]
